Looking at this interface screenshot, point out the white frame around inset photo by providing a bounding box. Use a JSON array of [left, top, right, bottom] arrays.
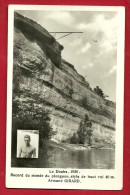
[[17, 130, 39, 158], [6, 5, 125, 190]]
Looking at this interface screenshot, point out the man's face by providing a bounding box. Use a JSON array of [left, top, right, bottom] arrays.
[[24, 138, 30, 147]]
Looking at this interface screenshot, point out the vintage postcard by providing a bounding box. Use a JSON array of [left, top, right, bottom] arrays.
[[6, 5, 125, 190]]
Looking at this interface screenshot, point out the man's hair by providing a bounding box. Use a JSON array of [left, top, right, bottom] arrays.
[[24, 134, 31, 140]]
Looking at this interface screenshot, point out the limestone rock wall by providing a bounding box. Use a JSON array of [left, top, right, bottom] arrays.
[[13, 13, 116, 143]]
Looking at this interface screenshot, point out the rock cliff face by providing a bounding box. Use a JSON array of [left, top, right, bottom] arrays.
[[13, 12, 116, 144]]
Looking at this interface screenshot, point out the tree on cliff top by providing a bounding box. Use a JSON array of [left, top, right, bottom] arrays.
[[94, 86, 105, 98]]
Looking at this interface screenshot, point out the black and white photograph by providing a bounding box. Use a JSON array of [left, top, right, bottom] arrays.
[[6, 5, 125, 190], [16, 130, 39, 158]]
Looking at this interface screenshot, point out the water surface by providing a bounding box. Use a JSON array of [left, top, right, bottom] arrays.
[[42, 148, 115, 169], [12, 146, 115, 169]]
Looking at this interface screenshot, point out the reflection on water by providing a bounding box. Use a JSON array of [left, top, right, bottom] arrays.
[[41, 148, 115, 169], [12, 146, 115, 169]]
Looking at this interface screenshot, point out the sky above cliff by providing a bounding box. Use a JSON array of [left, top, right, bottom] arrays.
[[17, 9, 118, 102]]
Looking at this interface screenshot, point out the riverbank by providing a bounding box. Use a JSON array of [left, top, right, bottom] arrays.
[[50, 139, 115, 151]]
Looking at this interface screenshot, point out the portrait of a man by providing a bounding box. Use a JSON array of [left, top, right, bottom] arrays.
[[18, 134, 36, 158], [17, 130, 38, 158]]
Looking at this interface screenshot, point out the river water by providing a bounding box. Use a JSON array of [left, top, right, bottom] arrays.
[[43, 147, 115, 169], [12, 146, 115, 169]]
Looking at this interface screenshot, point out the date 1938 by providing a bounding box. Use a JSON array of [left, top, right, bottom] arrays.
[[71, 170, 79, 173]]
